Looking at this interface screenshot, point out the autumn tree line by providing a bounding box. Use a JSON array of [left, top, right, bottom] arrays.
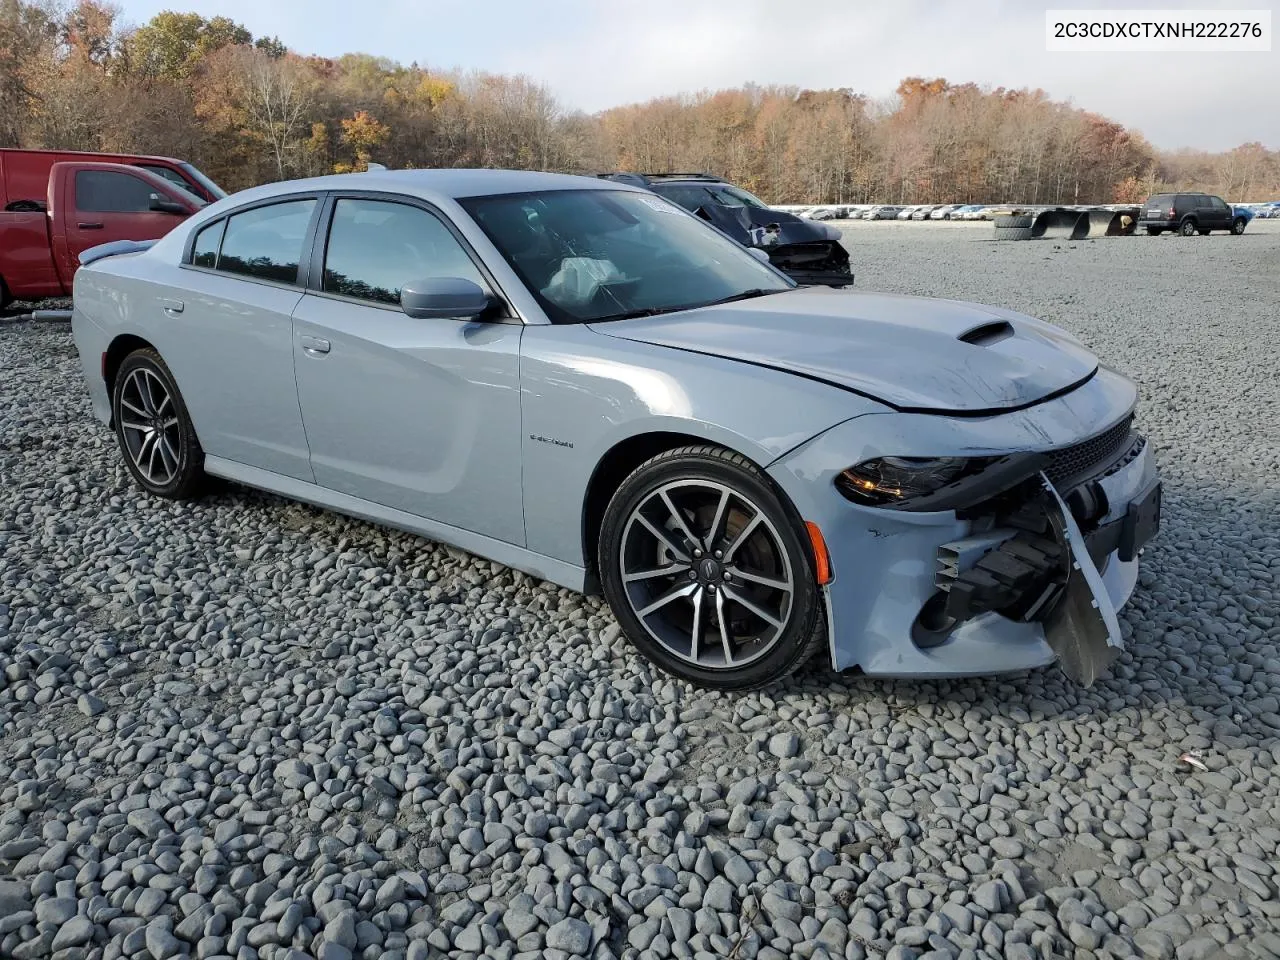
[[2, 1, 1277, 204]]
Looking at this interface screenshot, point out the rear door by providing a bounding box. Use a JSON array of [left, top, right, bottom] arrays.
[[1190, 195, 1214, 228], [290, 194, 525, 543], [56, 166, 193, 279], [161, 196, 320, 481]]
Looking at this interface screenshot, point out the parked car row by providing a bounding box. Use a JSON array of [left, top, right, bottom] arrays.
[[1238, 201, 1280, 219], [779, 204, 1057, 222], [776, 203, 1000, 221], [777, 198, 1277, 225]]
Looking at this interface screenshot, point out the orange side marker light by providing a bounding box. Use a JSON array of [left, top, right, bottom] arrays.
[[805, 521, 833, 585]]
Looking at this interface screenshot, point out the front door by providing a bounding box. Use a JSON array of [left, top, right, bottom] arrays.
[[1210, 196, 1233, 229], [291, 196, 525, 545], [59, 168, 185, 277]]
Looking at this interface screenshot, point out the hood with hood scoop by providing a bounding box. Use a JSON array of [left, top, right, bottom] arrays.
[[589, 287, 1098, 414]]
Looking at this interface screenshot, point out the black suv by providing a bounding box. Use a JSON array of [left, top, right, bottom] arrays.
[[1138, 192, 1248, 236], [598, 172, 853, 286]]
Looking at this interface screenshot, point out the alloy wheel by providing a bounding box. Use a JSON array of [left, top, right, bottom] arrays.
[[118, 367, 181, 487], [618, 479, 795, 669]]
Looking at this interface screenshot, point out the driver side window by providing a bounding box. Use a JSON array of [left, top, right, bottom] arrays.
[[323, 198, 489, 306]]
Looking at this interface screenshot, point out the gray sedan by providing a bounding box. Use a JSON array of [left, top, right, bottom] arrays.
[[70, 170, 1161, 690]]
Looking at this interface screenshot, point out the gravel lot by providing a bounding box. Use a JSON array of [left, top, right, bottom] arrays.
[[2, 221, 1279, 960]]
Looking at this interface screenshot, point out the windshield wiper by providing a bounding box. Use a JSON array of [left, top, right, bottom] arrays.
[[591, 289, 784, 324], [697, 288, 782, 307], [592, 305, 687, 323]]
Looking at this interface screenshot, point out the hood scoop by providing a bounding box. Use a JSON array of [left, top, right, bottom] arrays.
[[959, 320, 1015, 346]]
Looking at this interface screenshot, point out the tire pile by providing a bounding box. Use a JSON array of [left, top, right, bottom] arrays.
[[993, 215, 1034, 242]]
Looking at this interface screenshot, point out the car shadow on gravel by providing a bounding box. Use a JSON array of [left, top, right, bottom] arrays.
[[778, 481, 1279, 753]]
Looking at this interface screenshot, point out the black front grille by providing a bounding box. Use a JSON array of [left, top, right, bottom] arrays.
[[1045, 416, 1135, 487]]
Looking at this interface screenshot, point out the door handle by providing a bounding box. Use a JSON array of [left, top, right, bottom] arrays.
[[159, 298, 184, 315], [299, 335, 330, 355], [78, 222, 104, 230]]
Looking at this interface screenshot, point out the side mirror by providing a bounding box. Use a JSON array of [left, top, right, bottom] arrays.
[[400, 277, 491, 320], [149, 194, 188, 215], [746, 247, 772, 263]]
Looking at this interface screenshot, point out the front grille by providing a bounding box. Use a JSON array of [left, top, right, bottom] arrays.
[[1044, 416, 1134, 487]]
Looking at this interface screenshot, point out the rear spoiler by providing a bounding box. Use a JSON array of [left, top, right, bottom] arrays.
[[78, 239, 158, 267]]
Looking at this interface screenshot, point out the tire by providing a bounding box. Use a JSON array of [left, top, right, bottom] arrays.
[[994, 214, 1033, 230], [112, 349, 205, 499], [598, 445, 826, 690], [1232, 217, 1247, 235], [994, 225, 1033, 241], [1180, 219, 1197, 237], [1145, 228, 1162, 236]]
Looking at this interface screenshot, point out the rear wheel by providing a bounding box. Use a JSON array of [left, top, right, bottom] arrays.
[[1232, 217, 1247, 235], [112, 349, 205, 499], [1180, 219, 1198, 237], [598, 445, 825, 690]]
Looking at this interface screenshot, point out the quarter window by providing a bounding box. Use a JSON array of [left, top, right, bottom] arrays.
[[75, 171, 156, 213], [216, 199, 316, 284], [191, 220, 225, 268], [322, 198, 488, 306]]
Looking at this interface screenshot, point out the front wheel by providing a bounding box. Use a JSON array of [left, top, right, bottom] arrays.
[[1232, 217, 1247, 235], [112, 349, 205, 499], [598, 445, 825, 690], [1180, 219, 1198, 237]]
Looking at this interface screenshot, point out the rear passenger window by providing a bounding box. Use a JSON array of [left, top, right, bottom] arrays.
[[322, 198, 488, 306], [191, 220, 224, 268], [217, 199, 315, 284]]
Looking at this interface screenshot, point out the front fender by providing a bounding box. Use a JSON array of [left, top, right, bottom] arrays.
[[766, 368, 1141, 676], [518, 324, 886, 568]]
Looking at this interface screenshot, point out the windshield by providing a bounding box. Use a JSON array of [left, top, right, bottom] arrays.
[[460, 189, 792, 324], [180, 162, 227, 200]]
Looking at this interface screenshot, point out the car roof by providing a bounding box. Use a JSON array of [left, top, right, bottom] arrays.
[[219, 169, 637, 207]]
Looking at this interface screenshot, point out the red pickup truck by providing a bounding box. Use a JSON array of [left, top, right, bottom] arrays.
[[0, 160, 208, 307], [1, 148, 225, 208]]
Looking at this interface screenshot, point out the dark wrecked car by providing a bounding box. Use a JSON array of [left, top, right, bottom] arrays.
[[598, 172, 853, 287]]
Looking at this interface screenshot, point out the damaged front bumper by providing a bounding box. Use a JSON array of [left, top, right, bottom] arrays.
[[766, 242, 854, 288], [934, 469, 1160, 685], [767, 369, 1161, 683]]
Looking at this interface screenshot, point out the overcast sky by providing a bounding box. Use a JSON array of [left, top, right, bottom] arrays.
[[116, 0, 1277, 151]]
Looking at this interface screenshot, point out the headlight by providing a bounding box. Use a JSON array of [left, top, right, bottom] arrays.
[[835, 456, 994, 507]]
